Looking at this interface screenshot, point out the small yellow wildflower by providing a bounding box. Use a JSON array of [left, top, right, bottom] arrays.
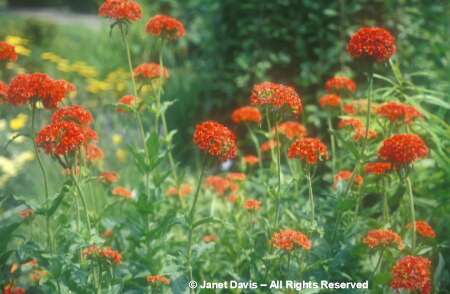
[[112, 134, 123, 145], [9, 114, 28, 130], [116, 148, 128, 162]]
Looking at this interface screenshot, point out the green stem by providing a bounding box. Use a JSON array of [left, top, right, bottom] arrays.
[[274, 114, 282, 227], [247, 125, 262, 169], [370, 247, 385, 280], [186, 156, 208, 289], [72, 174, 92, 234], [406, 176, 416, 250], [31, 104, 54, 253], [382, 177, 390, 224], [307, 169, 315, 223], [327, 115, 336, 176]]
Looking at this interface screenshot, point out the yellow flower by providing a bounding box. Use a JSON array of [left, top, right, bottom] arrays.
[[112, 134, 123, 145], [72, 61, 98, 79], [116, 148, 128, 162], [5, 36, 30, 56], [57, 60, 72, 73], [41, 52, 63, 63], [9, 114, 28, 130], [86, 79, 111, 93]]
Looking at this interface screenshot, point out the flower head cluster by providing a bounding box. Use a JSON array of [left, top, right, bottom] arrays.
[[407, 221, 436, 238], [134, 63, 169, 80], [0, 41, 17, 62], [343, 99, 378, 115], [250, 82, 303, 115], [348, 27, 396, 62], [226, 172, 247, 182], [83, 245, 122, 265], [363, 229, 404, 250], [243, 155, 259, 166], [147, 275, 171, 286], [2, 284, 25, 294], [271, 229, 312, 251], [52, 105, 93, 126], [364, 162, 392, 175], [0, 81, 8, 101], [244, 199, 262, 211], [319, 94, 341, 108], [203, 234, 218, 243], [86, 143, 104, 162], [7, 73, 75, 108], [338, 118, 377, 142], [117, 95, 140, 112], [146, 15, 186, 40], [334, 170, 364, 189], [166, 183, 193, 197], [288, 138, 328, 165], [231, 106, 262, 124], [205, 176, 238, 196], [377, 101, 422, 124], [378, 134, 429, 166], [391, 256, 432, 294], [193, 121, 238, 161], [326, 76, 357, 95], [274, 121, 307, 140], [112, 186, 133, 199], [260, 139, 280, 153], [99, 0, 142, 22], [100, 171, 119, 183]]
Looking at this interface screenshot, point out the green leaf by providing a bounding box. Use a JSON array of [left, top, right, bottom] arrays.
[[193, 216, 222, 228]]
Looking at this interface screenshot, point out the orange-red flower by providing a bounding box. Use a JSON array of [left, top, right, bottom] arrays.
[[52, 105, 94, 126], [6, 73, 75, 108], [243, 155, 259, 166], [193, 121, 238, 161], [146, 15, 186, 40], [334, 170, 364, 189], [99, 0, 142, 22], [348, 27, 396, 62], [112, 186, 133, 199], [31, 269, 48, 282], [227, 194, 239, 204], [271, 229, 312, 251], [288, 138, 328, 165], [166, 183, 192, 197], [244, 199, 262, 211], [353, 128, 378, 142], [100, 171, 119, 184], [407, 221, 436, 238], [250, 82, 303, 115], [134, 63, 169, 80], [379, 134, 429, 166], [260, 139, 280, 153], [226, 172, 247, 182], [231, 106, 262, 124], [325, 76, 357, 96], [364, 162, 392, 175], [83, 245, 122, 264], [36, 121, 97, 156], [376, 101, 422, 124], [0, 81, 8, 103], [2, 284, 26, 294], [391, 256, 432, 294], [319, 94, 341, 108], [117, 95, 140, 112], [203, 234, 218, 243], [363, 229, 404, 250], [0, 41, 17, 62], [86, 143, 104, 161], [338, 118, 364, 130], [147, 275, 171, 286], [205, 176, 238, 196], [18, 208, 34, 219], [274, 121, 307, 140]]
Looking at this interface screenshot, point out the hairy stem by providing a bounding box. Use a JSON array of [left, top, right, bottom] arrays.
[[406, 176, 416, 250], [327, 115, 336, 176], [307, 169, 315, 223]]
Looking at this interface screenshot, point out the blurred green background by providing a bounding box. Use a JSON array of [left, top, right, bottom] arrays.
[[0, 0, 448, 156]]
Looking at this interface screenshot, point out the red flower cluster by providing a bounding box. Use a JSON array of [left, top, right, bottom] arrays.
[[112, 186, 133, 199], [348, 27, 396, 62], [117, 95, 140, 112], [319, 94, 341, 108], [260, 139, 280, 153], [98, 0, 142, 22], [338, 118, 377, 142], [364, 162, 392, 175], [205, 176, 238, 196], [166, 183, 193, 197], [193, 121, 238, 161], [134, 63, 169, 80], [0, 41, 17, 62], [0, 81, 8, 103], [343, 99, 378, 115], [226, 172, 247, 182], [391, 256, 432, 294], [100, 171, 120, 184], [271, 229, 312, 251], [86, 143, 104, 161], [274, 121, 307, 140], [2, 284, 25, 294], [288, 138, 328, 165], [250, 82, 303, 115], [52, 105, 94, 126], [378, 134, 429, 166], [243, 155, 259, 166], [334, 170, 364, 189], [231, 106, 262, 124], [6, 73, 75, 108], [36, 121, 97, 156], [147, 275, 171, 285], [377, 101, 422, 124], [146, 15, 186, 40], [244, 199, 262, 211], [83, 245, 122, 265], [325, 76, 357, 95], [407, 221, 436, 238], [363, 229, 404, 250]]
